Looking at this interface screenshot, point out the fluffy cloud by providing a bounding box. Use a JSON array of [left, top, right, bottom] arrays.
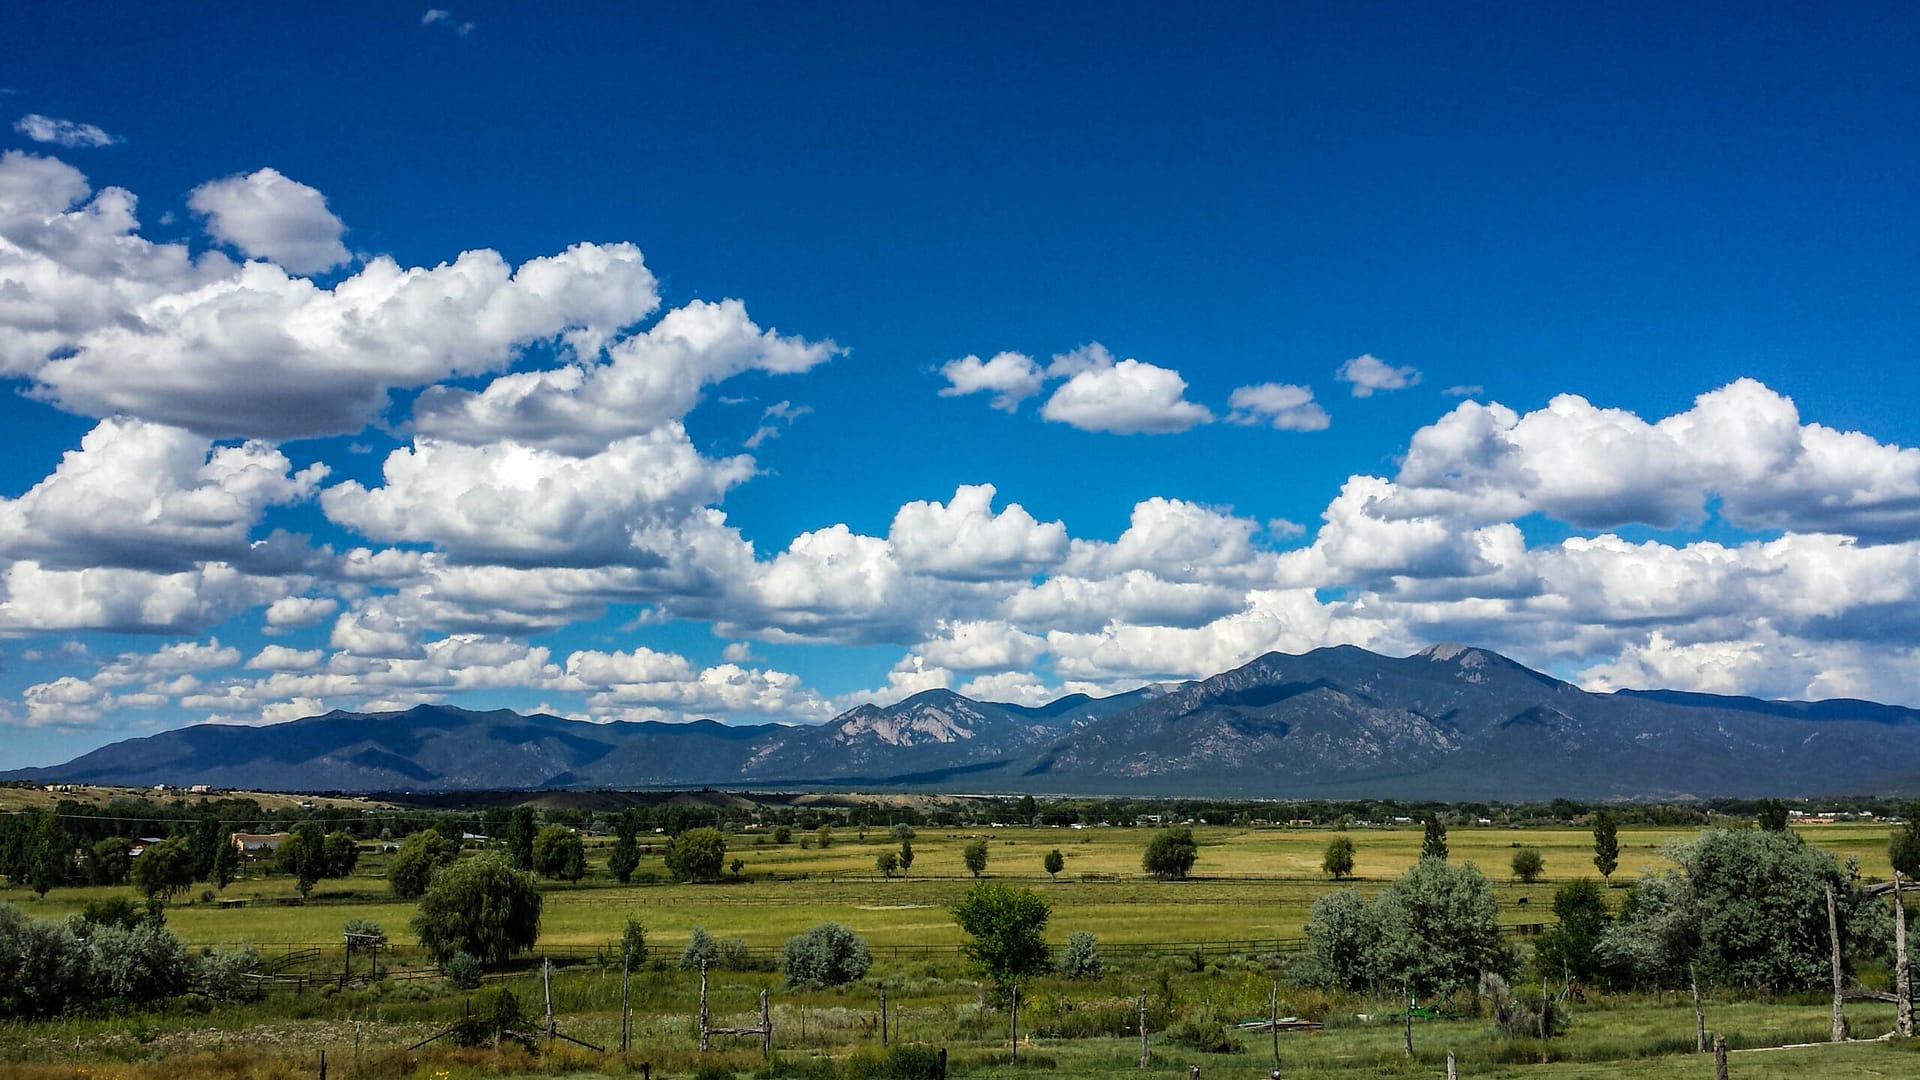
[[1389, 379, 1920, 540], [1226, 382, 1330, 431], [567, 646, 826, 722], [35, 242, 659, 439], [0, 151, 234, 377], [412, 298, 835, 454], [888, 484, 1067, 581], [0, 561, 300, 634], [322, 426, 753, 566], [13, 114, 120, 148], [189, 168, 351, 274], [1336, 353, 1421, 397], [938, 351, 1045, 411], [0, 418, 326, 571], [1041, 345, 1213, 434]]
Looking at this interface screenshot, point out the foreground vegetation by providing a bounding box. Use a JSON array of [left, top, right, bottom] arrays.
[[1, 802, 1915, 1077]]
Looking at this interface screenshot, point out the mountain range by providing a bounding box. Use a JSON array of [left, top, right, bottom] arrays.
[[11, 644, 1920, 798]]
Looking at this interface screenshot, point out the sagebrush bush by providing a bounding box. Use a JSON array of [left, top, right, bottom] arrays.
[[1060, 931, 1102, 979], [783, 922, 872, 987]]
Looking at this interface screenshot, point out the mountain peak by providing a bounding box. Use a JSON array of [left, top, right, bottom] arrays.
[[1419, 642, 1481, 662]]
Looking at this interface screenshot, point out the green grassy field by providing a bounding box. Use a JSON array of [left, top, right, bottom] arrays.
[[1, 821, 1910, 1078]]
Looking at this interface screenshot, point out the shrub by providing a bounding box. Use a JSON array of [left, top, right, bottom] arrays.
[[681, 925, 720, 970], [1164, 1007, 1242, 1053], [782, 922, 872, 987], [195, 944, 261, 1002], [1060, 931, 1102, 979], [1512, 847, 1545, 884], [79, 896, 145, 930], [442, 950, 483, 990]]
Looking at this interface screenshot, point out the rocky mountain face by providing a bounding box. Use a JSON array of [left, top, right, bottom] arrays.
[[12, 645, 1920, 797]]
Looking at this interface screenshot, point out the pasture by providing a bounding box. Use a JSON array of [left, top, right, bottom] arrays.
[[0, 819, 1911, 1078]]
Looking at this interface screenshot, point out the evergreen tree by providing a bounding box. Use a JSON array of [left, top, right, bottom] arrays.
[[1420, 813, 1448, 861]]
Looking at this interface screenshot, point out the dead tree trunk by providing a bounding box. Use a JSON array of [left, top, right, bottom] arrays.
[[1446, 1050, 1457, 1080], [1896, 871, 1912, 1039], [620, 957, 632, 1053], [761, 988, 772, 1057], [1828, 885, 1847, 1042]]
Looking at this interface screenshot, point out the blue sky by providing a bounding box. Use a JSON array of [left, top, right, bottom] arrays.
[[2, 3, 1919, 767]]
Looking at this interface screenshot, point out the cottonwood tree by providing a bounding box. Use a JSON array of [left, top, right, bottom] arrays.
[[952, 881, 1052, 996], [532, 825, 586, 881], [664, 827, 726, 882], [1512, 847, 1545, 884], [963, 837, 990, 878], [1533, 878, 1612, 983], [1143, 827, 1199, 880], [1044, 849, 1065, 881], [387, 830, 457, 899], [130, 837, 194, 903], [1323, 836, 1356, 880], [1890, 802, 1920, 879], [608, 812, 642, 884]]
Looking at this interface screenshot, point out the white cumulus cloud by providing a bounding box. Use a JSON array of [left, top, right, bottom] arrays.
[[1336, 353, 1421, 397], [13, 114, 120, 148], [189, 168, 351, 274]]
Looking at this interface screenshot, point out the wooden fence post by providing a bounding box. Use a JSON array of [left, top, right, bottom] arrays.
[[761, 987, 772, 1057], [1009, 983, 1019, 1064], [1402, 980, 1413, 1058], [1827, 885, 1846, 1042], [1445, 1050, 1456, 1080], [1138, 993, 1149, 1067], [1691, 965, 1706, 1053], [1269, 980, 1280, 1069], [620, 956, 632, 1053], [880, 986, 888, 1046], [1713, 1033, 1728, 1080], [1896, 872, 1912, 1039], [698, 962, 711, 1053]]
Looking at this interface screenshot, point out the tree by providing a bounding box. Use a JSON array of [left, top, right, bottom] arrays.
[[323, 831, 360, 878], [1592, 811, 1619, 882], [1603, 828, 1890, 991], [815, 825, 834, 849], [1891, 802, 1920, 880], [876, 850, 899, 877], [1534, 878, 1611, 983], [1421, 813, 1448, 862], [608, 815, 642, 884], [129, 837, 193, 903], [1368, 857, 1514, 997], [85, 836, 133, 887], [1755, 799, 1791, 832], [532, 825, 586, 881], [781, 922, 872, 987], [1142, 826, 1199, 880], [1322, 836, 1356, 880], [411, 852, 542, 966], [772, 825, 793, 845], [505, 806, 537, 871], [951, 882, 1051, 993], [1043, 849, 1065, 881], [963, 837, 990, 878], [619, 916, 647, 970], [1511, 847, 1545, 884], [388, 830, 457, 899], [1300, 887, 1376, 991], [890, 823, 917, 841], [663, 827, 726, 882], [898, 839, 914, 876], [1017, 795, 1038, 823], [22, 812, 70, 897], [274, 822, 327, 896], [210, 836, 239, 891]]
